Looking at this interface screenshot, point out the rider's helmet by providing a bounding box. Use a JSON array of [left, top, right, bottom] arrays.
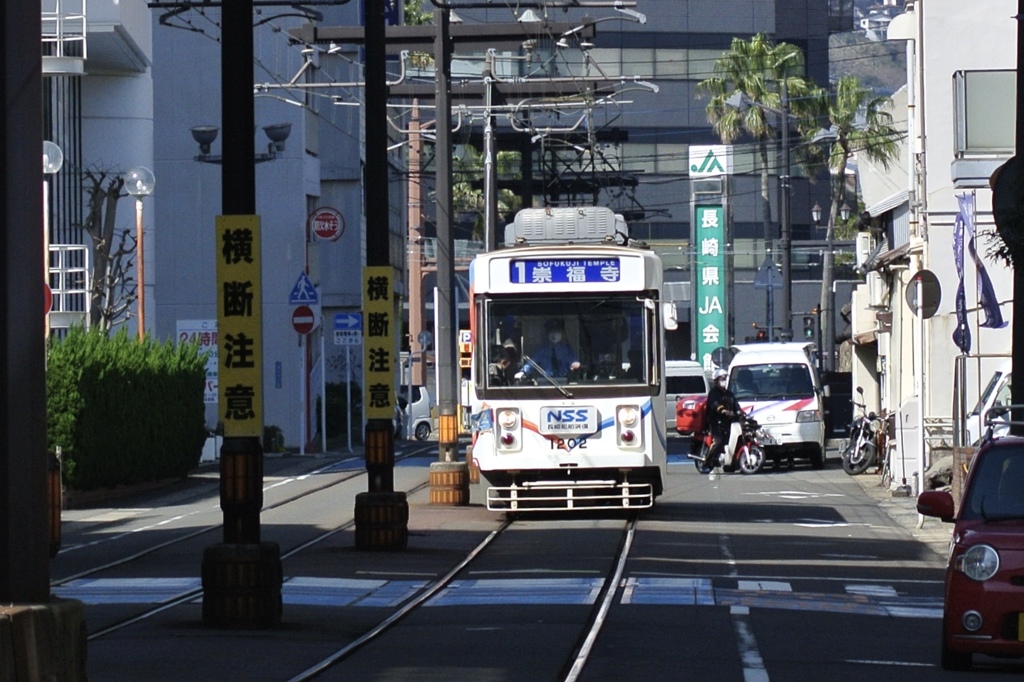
[[712, 368, 728, 384]]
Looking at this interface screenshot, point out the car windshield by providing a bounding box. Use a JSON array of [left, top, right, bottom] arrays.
[[481, 294, 654, 390], [961, 444, 1024, 521], [729, 363, 814, 400]]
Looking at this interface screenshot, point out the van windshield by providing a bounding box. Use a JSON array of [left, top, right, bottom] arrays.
[[730, 363, 814, 400], [969, 371, 1009, 417], [667, 375, 707, 395]]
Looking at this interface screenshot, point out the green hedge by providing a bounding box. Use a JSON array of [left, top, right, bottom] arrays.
[[47, 327, 209, 491]]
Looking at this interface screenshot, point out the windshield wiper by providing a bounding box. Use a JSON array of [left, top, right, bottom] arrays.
[[521, 354, 573, 398]]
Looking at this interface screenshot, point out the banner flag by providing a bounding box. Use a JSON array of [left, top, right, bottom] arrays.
[[961, 192, 1007, 330], [952, 195, 971, 353]]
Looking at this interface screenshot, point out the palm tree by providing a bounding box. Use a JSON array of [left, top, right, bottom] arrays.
[[804, 75, 901, 368], [697, 34, 815, 246]]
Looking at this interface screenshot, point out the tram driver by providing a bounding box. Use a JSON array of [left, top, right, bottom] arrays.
[[519, 318, 580, 379]]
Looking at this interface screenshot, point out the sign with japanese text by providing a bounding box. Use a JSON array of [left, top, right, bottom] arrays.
[[177, 319, 218, 404], [216, 215, 263, 437], [362, 266, 395, 420], [694, 205, 728, 371], [509, 258, 622, 284], [309, 207, 345, 242]]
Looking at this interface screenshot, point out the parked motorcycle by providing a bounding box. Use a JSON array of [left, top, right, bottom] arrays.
[[690, 414, 767, 475], [842, 387, 885, 475]]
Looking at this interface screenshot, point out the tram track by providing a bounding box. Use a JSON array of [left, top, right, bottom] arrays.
[[53, 449, 430, 588], [286, 512, 640, 682]]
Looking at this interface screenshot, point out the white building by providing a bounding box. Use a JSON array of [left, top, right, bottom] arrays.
[[851, 0, 1015, 491]]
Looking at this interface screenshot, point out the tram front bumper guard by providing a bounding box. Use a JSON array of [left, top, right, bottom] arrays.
[[486, 479, 654, 511]]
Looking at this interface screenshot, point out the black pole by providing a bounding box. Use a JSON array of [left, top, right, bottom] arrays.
[[222, 0, 256, 216], [1, 1, 47, 604], [434, 8, 458, 462], [219, 0, 261, 545], [1012, 1, 1024, 434]]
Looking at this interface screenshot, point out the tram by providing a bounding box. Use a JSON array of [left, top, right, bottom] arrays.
[[468, 207, 671, 511]]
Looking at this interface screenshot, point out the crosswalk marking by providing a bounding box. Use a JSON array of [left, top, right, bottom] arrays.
[[52, 576, 944, 618], [738, 580, 792, 592]]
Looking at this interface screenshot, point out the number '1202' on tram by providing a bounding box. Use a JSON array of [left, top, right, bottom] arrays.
[[468, 207, 673, 512]]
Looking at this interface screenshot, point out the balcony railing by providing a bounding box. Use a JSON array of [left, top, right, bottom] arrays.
[[42, 0, 86, 75]]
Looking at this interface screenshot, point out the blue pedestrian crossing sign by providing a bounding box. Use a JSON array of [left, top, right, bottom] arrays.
[[289, 272, 319, 305]]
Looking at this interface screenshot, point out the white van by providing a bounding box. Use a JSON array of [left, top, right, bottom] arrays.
[[965, 359, 1012, 445], [725, 342, 827, 468], [665, 360, 709, 432], [397, 385, 435, 441]]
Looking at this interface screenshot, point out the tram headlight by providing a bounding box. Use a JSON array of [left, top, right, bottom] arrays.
[[497, 409, 519, 429], [616, 404, 642, 448], [617, 406, 640, 428], [495, 408, 522, 452]]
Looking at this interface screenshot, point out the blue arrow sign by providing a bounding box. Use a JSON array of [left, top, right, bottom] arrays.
[[289, 272, 319, 305], [334, 312, 362, 331]]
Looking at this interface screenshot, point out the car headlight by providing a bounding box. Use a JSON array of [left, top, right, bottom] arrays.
[[796, 410, 821, 423], [956, 544, 999, 581]]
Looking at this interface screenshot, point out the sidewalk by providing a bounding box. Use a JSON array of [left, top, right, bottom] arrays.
[[850, 470, 952, 559]]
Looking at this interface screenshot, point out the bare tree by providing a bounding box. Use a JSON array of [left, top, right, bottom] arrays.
[[81, 169, 137, 330]]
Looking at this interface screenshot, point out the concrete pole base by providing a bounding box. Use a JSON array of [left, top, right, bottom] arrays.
[[201, 542, 282, 628], [0, 599, 86, 681], [429, 461, 470, 506], [354, 491, 409, 550]]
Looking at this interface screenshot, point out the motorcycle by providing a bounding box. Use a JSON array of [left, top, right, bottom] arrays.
[[689, 413, 767, 475], [842, 387, 885, 475]]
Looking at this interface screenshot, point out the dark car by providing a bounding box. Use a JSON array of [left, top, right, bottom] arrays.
[[917, 436, 1024, 670]]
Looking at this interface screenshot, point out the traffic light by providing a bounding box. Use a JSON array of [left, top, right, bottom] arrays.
[[802, 316, 815, 340], [755, 328, 768, 342]]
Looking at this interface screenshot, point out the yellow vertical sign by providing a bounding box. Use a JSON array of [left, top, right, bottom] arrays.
[[216, 215, 263, 437], [363, 266, 394, 420]]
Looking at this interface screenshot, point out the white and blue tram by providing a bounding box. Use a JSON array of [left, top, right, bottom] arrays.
[[468, 208, 670, 511]]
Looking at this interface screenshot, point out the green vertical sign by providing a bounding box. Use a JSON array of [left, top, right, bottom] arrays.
[[694, 205, 727, 370]]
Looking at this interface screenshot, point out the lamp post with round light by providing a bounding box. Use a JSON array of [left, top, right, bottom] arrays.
[[813, 200, 852, 371], [42, 141, 64, 338], [124, 167, 155, 340]]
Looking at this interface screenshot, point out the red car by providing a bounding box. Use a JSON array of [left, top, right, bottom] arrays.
[[917, 436, 1024, 670]]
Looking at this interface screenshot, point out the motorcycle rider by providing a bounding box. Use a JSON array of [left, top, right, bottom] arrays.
[[704, 368, 742, 470]]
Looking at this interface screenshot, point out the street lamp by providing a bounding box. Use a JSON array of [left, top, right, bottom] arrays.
[[124, 166, 155, 340], [812, 200, 851, 371], [725, 84, 794, 340], [43, 141, 64, 338], [189, 123, 292, 164]]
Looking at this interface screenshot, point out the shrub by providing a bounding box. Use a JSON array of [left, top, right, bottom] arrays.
[[47, 326, 208, 490]]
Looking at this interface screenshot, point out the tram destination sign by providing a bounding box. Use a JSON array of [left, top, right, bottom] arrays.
[[509, 257, 621, 284]]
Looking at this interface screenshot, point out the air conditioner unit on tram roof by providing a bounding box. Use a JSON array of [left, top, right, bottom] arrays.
[[504, 207, 626, 246]]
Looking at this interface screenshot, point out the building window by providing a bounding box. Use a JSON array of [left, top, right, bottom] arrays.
[[953, 70, 1014, 157]]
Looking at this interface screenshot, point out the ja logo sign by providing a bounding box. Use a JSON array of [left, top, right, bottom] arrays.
[[688, 145, 732, 177]]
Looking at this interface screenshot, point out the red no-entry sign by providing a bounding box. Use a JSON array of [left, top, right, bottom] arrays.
[[292, 305, 315, 335]]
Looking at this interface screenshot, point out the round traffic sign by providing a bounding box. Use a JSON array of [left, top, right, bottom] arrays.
[[292, 305, 315, 334], [44, 283, 52, 315], [309, 207, 345, 242], [906, 269, 941, 319]]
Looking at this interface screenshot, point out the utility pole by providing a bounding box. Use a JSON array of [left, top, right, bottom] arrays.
[[779, 78, 793, 340], [201, 0, 283, 628]]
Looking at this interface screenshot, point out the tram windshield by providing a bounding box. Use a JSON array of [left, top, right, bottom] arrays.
[[481, 294, 655, 389]]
